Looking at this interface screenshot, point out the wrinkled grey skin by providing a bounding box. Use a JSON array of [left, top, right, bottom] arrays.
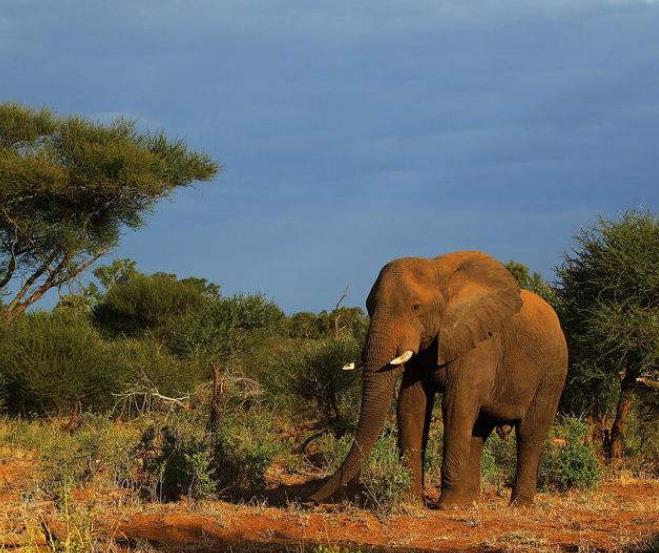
[[310, 251, 567, 507]]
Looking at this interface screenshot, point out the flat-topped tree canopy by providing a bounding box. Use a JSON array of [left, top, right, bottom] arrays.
[[0, 103, 220, 323]]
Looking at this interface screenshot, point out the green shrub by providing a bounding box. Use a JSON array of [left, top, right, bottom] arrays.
[[133, 383, 282, 501], [135, 417, 215, 502], [480, 418, 600, 493], [360, 432, 412, 514], [0, 311, 201, 416], [110, 337, 202, 406], [538, 417, 601, 492], [162, 293, 286, 363], [212, 409, 283, 496], [624, 391, 659, 476]]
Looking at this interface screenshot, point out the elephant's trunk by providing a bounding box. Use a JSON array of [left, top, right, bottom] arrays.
[[310, 325, 403, 502]]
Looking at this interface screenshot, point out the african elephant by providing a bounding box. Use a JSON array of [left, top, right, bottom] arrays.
[[310, 251, 567, 507]]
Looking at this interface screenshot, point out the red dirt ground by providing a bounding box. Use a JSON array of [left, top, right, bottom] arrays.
[[0, 453, 656, 552], [108, 480, 659, 552]]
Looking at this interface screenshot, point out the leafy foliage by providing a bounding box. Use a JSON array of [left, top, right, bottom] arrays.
[[212, 409, 283, 495], [0, 311, 123, 414], [0, 310, 199, 415], [137, 419, 216, 501], [288, 307, 368, 340], [163, 293, 286, 363]]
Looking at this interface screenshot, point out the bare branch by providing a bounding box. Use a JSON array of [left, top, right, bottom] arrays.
[[333, 284, 350, 312], [5, 249, 59, 312], [111, 387, 190, 418], [5, 249, 106, 321], [636, 377, 659, 391], [332, 284, 350, 338]]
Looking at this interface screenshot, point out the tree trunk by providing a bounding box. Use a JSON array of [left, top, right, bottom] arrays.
[[609, 373, 636, 463]]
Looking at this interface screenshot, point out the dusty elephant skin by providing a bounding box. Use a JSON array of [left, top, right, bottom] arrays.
[[310, 250, 568, 508]]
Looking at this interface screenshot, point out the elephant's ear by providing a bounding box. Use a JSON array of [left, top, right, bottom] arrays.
[[437, 253, 522, 365]]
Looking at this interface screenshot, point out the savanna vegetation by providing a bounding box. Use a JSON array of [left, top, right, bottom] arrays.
[[0, 104, 656, 552]]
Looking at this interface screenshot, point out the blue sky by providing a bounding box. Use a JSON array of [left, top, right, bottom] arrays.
[[2, 1, 658, 312]]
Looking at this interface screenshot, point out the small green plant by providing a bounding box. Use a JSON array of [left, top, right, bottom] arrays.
[[538, 417, 601, 491], [360, 432, 412, 514], [319, 426, 411, 515]]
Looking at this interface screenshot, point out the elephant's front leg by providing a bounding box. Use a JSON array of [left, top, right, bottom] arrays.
[[397, 371, 434, 499], [439, 384, 481, 507]]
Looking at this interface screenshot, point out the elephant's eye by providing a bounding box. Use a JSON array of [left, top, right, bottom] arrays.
[[412, 303, 422, 314]]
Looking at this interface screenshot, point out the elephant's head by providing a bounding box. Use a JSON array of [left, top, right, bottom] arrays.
[[310, 251, 522, 502]]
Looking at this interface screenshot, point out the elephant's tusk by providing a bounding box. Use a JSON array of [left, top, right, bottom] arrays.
[[342, 362, 357, 371], [389, 350, 414, 365]]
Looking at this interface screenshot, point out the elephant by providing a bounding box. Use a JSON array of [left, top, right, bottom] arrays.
[[310, 251, 568, 507]]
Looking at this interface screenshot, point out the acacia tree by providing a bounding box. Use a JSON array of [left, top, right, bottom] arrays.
[[556, 210, 659, 461], [0, 103, 219, 323]]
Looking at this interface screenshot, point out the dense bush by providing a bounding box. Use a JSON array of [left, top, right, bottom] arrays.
[[266, 336, 361, 436], [625, 391, 659, 476], [0, 312, 125, 414], [163, 293, 286, 363], [482, 430, 517, 492], [287, 307, 368, 341], [131, 374, 283, 501], [212, 409, 283, 495], [110, 337, 203, 401], [94, 272, 220, 336], [0, 311, 202, 416]]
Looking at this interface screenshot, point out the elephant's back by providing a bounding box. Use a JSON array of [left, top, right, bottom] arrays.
[[514, 290, 568, 375]]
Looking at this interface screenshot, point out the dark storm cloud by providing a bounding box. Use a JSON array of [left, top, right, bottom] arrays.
[[1, 1, 658, 311]]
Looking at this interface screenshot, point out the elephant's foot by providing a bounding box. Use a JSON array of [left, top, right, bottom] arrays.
[[437, 488, 475, 509]]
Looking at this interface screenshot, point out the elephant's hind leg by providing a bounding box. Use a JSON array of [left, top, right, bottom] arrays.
[[397, 371, 435, 499], [512, 379, 563, 506]]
